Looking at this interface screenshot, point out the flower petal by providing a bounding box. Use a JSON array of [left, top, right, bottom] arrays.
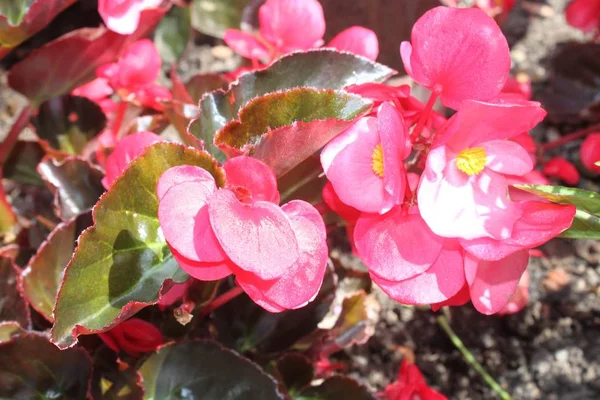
[[208, 189, 299, 280], [223, 29, 271, 61], [327, 26, 379, 60], [378, 102, 408, 207], [224, 156, 279, 204], [169, 246, 233, 281], [481, 140, 533, 176]]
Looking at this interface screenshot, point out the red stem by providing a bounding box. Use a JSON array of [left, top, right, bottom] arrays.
[[411, 85, 442, 141], [112, 101, 128, 138], [198, 286, 244, 317], [541, 122, 600, 151], [0, 106, 32, 165]]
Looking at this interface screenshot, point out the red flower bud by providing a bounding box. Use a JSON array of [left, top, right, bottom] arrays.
[[580, 133, 600, 174], [98, 318, 163, 357]]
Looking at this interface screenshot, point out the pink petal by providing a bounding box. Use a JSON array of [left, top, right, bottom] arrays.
[[354, 208, 443, 282], [465, 250, 529, 315], [157, 165, 215, 200], [259, 0, 325, 53], [99, 0, 144, 35], [135, 84, 172, 111], [418, 147, 522, 240], [223, 29, 271, 61], [223, 156, 279, 204], [431, 284, 471, 311], [460, 201, 576, 261], [404, 6, 510, 109], [399, 41, 414, 77], [322, 181, 361, 223], [158, 281, 191, 309], [102, 131, 163, 189], [327, 26, 379, 60], [481, 140, 533, 176], [208, 189, 299, 280], [117, 39, 162, 90], [566, 0, 600, 33], [498, 270, 529, 315], [439, 99, 546, 151], [72, 78, 113, 101], [236, 200, 328, 311], [542, 157, 580, 185], [322, 118, 389, 213], [372, 241, 466, 305], [580, 133, 600, 174], [378, 102, 408, 207], [169, 246, 233, 281]]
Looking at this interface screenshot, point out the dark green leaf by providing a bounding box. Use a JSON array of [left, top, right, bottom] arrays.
[[3, 141, 45, 185], [515, 184, 600, 238], [0, 334, 93, 399], [191, 0, 253, 38], [21, 213, 92, 322], [51, 143, 225, 349], [216, 88, 371, 176], [0, 255, 29, 327], [0, 0, 35, 26], [193, 49, 395, 160], [139, 340, 284, 400], [155, 6, 191, 65], [32, 95, 107, 155], [278, 155, 326, 204], [297, 376, 375, 400], [276, 353, 314, 394], [92, 347, 144, 400], [38, 156, 105, 220]]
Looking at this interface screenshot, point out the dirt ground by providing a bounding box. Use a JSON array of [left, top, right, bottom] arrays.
[[1, 0, 599, 399]]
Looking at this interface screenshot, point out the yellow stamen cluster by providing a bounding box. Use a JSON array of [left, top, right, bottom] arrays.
[[372, 144, 385, 178], [456, 147, 487, 176]]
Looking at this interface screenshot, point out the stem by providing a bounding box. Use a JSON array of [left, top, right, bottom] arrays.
[[541, 122, 600, 151], [0, 106, 32, 165], [437, 315, 512, 400], [112, 101, 128, 138], [411, 85, 441, 141], [198, 286, 244, 317]]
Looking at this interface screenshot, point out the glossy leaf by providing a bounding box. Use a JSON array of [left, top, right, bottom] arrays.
[[0, 255, 29, 327], [38, 156, 105, 220], [51, 143, 225, 349], [139, 340, 284, 400], [297, 376, 375, 400], [7, 8, 165, 106], [515, 185, 598, 238], [0, 334, 93, 399], [0, 0, 35, 26], [193, 49, 395, 160], [0, 182, 16, 236], [216, 88, 372, 176], [21, 214, 92, 322], [0, 321, 24, 343], [3, 140, 45, 185], [276, 353, 314, 394], [155, 5, 191, 65], [32, 95, 107, 155], [191, 0, 253, 38], [91, 347, 144, 400]]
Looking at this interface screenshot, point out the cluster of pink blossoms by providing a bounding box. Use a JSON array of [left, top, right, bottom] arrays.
[[322, 6, 576, 315]]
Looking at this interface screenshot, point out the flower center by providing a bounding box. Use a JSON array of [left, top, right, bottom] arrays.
[[371, 144, 384, 178], [456, 147, 487, 176]]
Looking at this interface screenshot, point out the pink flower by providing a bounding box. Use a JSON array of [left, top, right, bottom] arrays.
[[326, 26, 379, 60], [498, 270, 529, 315], [98, 318, 163, 357], [400, 6, 510, 109], [157, 156, 328, 312], [321, 103, 410, 214], [542, 157, 580, 185], [381, 359, 447, 400], [98, 0, 162, 35], [102, 131, 163, 189], [580, 133, 600, 174], [565, 0, 600, 33], [322, 181, 361, 224], [418, 99, 546, 240]]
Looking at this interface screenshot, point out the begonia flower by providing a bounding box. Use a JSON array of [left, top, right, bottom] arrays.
[[98, 0, 162, 35], [542, 157, 580, 185], [400, 6, 511, 109], [102, 131, 163, 189], [321, 103, 410, 214], [322, 181, 361, 224], [565, 0, 600, 33], [98, 318, 163, 357], [157, 156, 328, 312], [326, 26, 379, 60], [418, 99, 546, 240], [580, 133, 600, 173], [498, 270, 529, 315], [381, 359, 447, 400]]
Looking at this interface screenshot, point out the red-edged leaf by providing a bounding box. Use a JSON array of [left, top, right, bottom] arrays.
[[20, 213, 92, 322], [0, 321, 24, 343], [7, 7, 166, 106], [91, 347, 144, 400], [0, 254, 30, 327], [298, 376, 376, 400], [0, 179, 17, 236], [51, 143, 225, 349], [37, 156, 105, 220], [3, 140, 45, 185]]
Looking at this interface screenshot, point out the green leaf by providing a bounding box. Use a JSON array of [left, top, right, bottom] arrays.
[[38, 156, 105, 220], [215, 88, 372, 176], [3, 141, 45, 185], [155, 6, 191, 65], [515, 184, 600, 238], [91, 347, 144, 400], [0, 0, 35, 26], [21, 213, 92, 322], [0, 321, 24, 343], [296, 376, 375, 400], [32, 95, 107, 155], [191, 0, 253, 38], [51, 143, 225, 349], [139, 340, 285, 400], [0, 334, 93, 399], [193, 49, 395, 161], [275, 353, 314, 395], [0, 255, 29, 327], [0, 183, 16, 236]]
